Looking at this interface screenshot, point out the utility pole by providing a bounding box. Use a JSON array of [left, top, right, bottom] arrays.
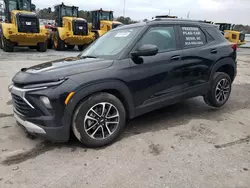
[[123, 0, 126, 17], [187, 11, 190, 19], [168, 9, 171, 15]]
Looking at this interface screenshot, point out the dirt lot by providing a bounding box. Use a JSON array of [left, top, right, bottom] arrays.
[[0, 48, 250, 188]]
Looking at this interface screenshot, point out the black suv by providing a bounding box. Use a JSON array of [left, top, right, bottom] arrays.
[[10, 19, 237, 147]]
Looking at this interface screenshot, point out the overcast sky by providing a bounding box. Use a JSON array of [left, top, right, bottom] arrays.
[[33, 0, 249, 25]]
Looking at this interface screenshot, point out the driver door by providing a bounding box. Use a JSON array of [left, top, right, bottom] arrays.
[[128, 25, 184, 115]]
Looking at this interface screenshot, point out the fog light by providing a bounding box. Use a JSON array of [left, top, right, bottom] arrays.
[[40, 96, 52, 109]]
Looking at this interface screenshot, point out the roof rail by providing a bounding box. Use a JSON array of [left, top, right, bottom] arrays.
[[151, 18, 212, 23]]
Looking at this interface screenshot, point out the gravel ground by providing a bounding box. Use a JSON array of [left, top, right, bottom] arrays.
[[0, 47, 249, 188]]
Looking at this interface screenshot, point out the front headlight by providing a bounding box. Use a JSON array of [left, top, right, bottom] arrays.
[[23, 79, 66, 89]]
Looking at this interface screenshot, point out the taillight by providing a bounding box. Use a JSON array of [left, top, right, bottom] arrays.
[[231, 43, 237, 51]]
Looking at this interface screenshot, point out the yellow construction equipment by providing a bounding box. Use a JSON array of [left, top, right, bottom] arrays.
[[215, 23, 246, 45], [89, 8, 123, 38], [50, 3, 95, 51], [0, 0, 49, 52]]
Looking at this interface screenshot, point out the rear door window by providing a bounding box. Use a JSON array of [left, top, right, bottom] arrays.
[[138, 26, 177, 52], [180, 26, 207, 48]]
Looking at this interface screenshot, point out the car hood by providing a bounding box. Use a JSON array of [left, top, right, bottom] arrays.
[[12, 57, 114, 85]]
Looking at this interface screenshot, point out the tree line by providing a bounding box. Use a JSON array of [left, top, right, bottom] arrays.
[[36, 8, 138, 24]]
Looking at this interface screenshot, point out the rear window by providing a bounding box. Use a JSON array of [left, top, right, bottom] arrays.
[[181, 26, 207, 48]]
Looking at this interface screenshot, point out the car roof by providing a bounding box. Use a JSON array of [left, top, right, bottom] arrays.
[[115, 18, 214, 30]]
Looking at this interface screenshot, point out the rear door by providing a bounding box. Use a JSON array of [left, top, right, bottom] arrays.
[[178, 24, 218, 97]]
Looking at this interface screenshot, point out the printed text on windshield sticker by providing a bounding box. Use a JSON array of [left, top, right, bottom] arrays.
[[115, 32, 131, 38]]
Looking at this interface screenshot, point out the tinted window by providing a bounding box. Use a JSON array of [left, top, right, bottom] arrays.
[[139, 26, 177, 52], [181, 26, 206, 48]]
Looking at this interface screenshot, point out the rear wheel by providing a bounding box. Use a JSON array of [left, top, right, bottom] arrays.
[[36, 42, 47, 52], [67, 45, 75, 50], [54, 31, 65, 51], [47, 38, 53, 49], [1, 35, 14, 52], [204, 72, 232, 107], [72, 93, 126, 147]]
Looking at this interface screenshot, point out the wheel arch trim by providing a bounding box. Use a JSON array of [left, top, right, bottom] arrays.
[[62, 80, 135, 134]]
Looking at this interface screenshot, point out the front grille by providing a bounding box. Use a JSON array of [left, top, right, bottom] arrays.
[[12, 94, 38, 117], [73, 20, 88, 36], [239, 33, 245, 42], [17, 14, 40, 33]]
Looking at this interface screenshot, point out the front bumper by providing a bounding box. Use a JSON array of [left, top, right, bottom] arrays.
[[9, 80, 79, 142], [14, 112, 69, 141], [64, 35, 95, 45], [9, 33, 48, 46]]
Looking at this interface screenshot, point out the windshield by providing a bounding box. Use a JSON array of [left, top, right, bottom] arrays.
[[8, 0, 31, 11], [216, 23, 231, 31], [61, 7, 78, 17], [9, 0, 18, 11], [80, 27, 142, 59], [99, 11, 113, 20], [19, 0, 31, 11]]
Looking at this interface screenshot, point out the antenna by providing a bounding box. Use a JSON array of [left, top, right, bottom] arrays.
[[187, 11, 190, 19], [123, 0, 126, 17]]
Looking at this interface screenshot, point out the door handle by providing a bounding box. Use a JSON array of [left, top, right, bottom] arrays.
[[171, 55, 181, 61], [210, 49, 218, 54]]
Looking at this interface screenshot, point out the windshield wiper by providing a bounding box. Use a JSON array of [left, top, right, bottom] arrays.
[[79, 55, 98, 59]]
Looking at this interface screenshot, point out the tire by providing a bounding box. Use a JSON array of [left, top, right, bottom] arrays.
[[1, 34, 14, 52], [78, 44, 88, 51], [94, 31, 100, 40], [67, 45, 75, 50], [36, 42, 47, 52], [47, 38, 53, 49], [54, 31, 65, 51], [72, 93, 126, 147], [204, 72, 232, 108]]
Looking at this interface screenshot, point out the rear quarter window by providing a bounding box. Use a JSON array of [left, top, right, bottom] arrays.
[[180, 26, 207, 48]]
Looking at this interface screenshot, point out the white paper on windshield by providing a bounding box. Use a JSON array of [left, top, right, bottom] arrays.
[[115, 32, 130, 38]]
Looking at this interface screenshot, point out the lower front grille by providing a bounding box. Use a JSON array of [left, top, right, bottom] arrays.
[[12, 94, 38, 117]]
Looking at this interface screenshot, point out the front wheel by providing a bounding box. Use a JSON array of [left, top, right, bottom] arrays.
[[204, 72, 232, 108], [54, 31, 65, 51], [72, 93, 126, 147], [36, 42, 47, 52]]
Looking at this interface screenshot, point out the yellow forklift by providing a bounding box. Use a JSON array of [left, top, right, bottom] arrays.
[[89, 9, 123, 38], [215, 23, 246, 45], [51, 3, 95, 51], [0, 0, 48, 52]]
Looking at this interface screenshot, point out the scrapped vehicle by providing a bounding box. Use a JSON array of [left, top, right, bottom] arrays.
[[10, 19, 237, 147], [0, 0, 48, 52]]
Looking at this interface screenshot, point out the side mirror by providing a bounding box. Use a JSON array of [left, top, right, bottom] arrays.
[[131, 44, 158, 57]]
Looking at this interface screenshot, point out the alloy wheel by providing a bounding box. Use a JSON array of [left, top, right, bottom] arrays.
[[84, 102, 120, 140], [215, 78, 230, 103]]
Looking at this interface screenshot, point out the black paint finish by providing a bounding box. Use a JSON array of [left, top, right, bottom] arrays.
[[11, 19, 237, 142]]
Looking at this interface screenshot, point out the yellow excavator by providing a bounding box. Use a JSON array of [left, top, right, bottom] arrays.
[[50, 3, 95, 51], [0, 0, 48, 52], [215, 23, 246, 45], [89, 9, 123, 38]]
